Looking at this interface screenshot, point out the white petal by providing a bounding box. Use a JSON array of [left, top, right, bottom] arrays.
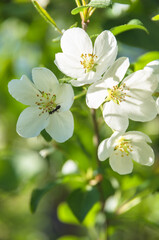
[[86, 77, 119, 108], [61, 28, 93, 57], [45, 111, 74, 143], [94, 30, 117, 73], [70, 79, 87, 87], [16, 107, 49, 138], [144, 60, 159, 82], [103, 57, 129, 82], [32, 67, 59, 93], [70, 71, 102, 87], [56, 84, 74, 111], [98, 138, 114, 161], [122, 97, 157, 122], [125, 70, 158, 97], [109, 150, 133, 175], [123, 131, 152, 143], [156, 97, 159, 114], [103, 101, 129, 131], [86, 80, 108, 109], [55, 53, 84, 78], [8, 75, 39, 106], [131, 142, 154, 166]]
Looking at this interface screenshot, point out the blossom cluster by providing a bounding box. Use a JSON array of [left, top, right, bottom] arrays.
[[8, 27, 159, 174]]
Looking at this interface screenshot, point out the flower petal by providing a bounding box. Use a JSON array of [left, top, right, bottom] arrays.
[[8, 75, 39, 106], [125, 70, 158, 98], [103, 57, 129, 82], [45, 111, 74, 143], [32, 67, 59, 93], [144, 60, 159, 82], [61, 28, 93, 57], [109, 150, 133, 175], [103, 101, 129, 131], [122, 96, 157, 122], [86, 80, 108, 109], [98, 138, 114, 161], [16, 107, 49, 138], [70, 71, 102, 87], [94, 30, 117, 74], [56, 83, 74, 111], [55, 53, 84, 78], [123, 131, 152, 143], [131, 141, 154, 166]]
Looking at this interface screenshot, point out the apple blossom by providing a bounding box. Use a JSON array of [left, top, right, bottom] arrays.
[[8, 67, 74, 143], [144, 60, 159, 114], [86, 57, 158, 132], [55, 27, 117, 87], [98, 131, 154, 175], [144, 60, 159, 83]]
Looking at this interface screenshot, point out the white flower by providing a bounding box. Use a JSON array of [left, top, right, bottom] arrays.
[[55, 27, 117, 87], [8, 67, 74, 143], [144, 60, 159, 83], [144, 60, 159, 114], [86, 57, 158, 132], [98, 131, 154, 175]]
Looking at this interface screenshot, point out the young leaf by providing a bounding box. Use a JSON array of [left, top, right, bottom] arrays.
[[30, 180, 61, 213], [67, 186, 100, 222], [152, 14, 159, 21], [71, 6, 88, 15], [110, 19, 148, 36], [88, 0, 111, 8], [32, 0, 62, 34], [134, 51, 159, 71]]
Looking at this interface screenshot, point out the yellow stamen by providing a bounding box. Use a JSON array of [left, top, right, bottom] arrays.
[[80, 53, 97, 73]]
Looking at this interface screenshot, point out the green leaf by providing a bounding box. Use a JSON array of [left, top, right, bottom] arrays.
[[70, 22, 78, 28], [88, 0, 111, 8], [110, 19, 149, 36], [41, 129, 52, 142], [152, 14, 159, 21], [134, 51, 159, 71], [67, 186, 100, 222], [32, 1, 62, 34], [112, 0, 131, 4], [30, 180, 61, 213], [71, 6, 88, 15]]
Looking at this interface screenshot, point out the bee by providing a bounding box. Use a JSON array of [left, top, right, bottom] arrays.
[[49, 105, 61, 114]]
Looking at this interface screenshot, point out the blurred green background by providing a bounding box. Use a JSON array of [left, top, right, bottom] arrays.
[[0, 0, 159, 239]]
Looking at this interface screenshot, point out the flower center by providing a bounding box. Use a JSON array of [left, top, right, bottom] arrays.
[[35, 91, 60, 115], [80, 53, 97, 73], [106, 83, 129, 104], [114, 137, 133, 156]]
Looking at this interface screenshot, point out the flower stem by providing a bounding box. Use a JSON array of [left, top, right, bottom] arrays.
[[75, 0, 81, 7], [74, 90, 87, 100]]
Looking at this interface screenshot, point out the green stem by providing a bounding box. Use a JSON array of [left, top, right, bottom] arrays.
[[81, 0, 86, 5], [75, 0, 81, 7], [88, 7, 96, 18], [74, 90, 87, 100]]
